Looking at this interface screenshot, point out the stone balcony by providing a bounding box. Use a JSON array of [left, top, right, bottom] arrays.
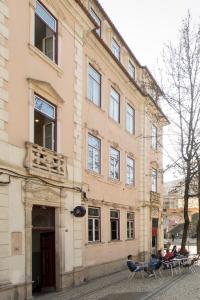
[[150, 191, 160, 205], [24, 142, 67, 181]]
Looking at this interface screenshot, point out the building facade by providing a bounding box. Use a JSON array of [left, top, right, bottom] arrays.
[[0, 0, 168, 299]]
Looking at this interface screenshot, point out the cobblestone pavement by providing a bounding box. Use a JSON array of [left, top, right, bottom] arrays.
[[35, 265, 200, 300]]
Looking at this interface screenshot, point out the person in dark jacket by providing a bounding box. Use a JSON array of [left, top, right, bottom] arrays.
[[127, 255, 141, 272]]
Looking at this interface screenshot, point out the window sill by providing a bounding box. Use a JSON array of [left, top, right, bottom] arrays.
[[125, 129, 135, 137], [125, 184, 135, 190], [108, 240, 123, 243], [85, 97, 106, 113], [86, 169, 104, 178], [125, 238, 136, 242], [108, 116, 122, 128], [107, 177, 122, 185], [85, 241, 105, 246], [28, 43, 63, 76]]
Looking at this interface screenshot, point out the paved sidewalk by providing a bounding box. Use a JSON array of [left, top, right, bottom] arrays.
[[35, 266, 200, 300]]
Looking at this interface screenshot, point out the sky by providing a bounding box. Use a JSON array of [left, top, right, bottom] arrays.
[[99, 0, 200, 182]]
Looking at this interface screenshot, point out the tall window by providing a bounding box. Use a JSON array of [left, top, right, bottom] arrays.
[[128, 61, 135, 79], [110, 88, 120, 123], [126, 157, 135, 185], [152, 124, 158, 149], [127, 212, 135, 239], [126, 104, 135, 134], [111, 39, 120, 60], [110, 210, 120, 240], [88, 65, 101, 107], [35, 0, 57, 63], [88, 134, 101, 173], [88, 207, 100, 242], [151, 168, 157, 192], [34, 94, 56, 151], [109, 147, 120, 180], [90, 8, 101, 37]]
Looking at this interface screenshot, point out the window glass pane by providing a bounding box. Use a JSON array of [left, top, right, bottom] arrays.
[[109, 147, 120, 179], [88, 65, 101, 107], [36, 0, 56, 32], [151, 169, 157, 192], [88, 219, 93, 241], [88, 134, 101, 173], [126, 104, 135, 134], [34, 95, 55, 119], [90, 8, 101, 36], [110, 210, 119, 218], [112, 39, 120, 60], [126, 157, 135, 185], [88, 207, 99, 217], [95, 219, 100, 240], [110, 88, 120, 122], [111, 220, 118, 240], [128, 62, 135, 79]]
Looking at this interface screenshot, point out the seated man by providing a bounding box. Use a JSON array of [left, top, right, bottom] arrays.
[[146, 254, 160, 277], [163, 249, 174, 261], [127, 254, 141, 272]]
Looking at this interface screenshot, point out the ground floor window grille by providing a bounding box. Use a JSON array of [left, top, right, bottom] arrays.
[[88, 207, 100, 242], [110, 210, 120, 240], [127, 212, 135, 239]]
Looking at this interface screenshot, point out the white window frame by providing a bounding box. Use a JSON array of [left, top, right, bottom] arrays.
[[152, 124, 158, 150], [110, 210, 120, 240], [126, 157, 135, 186], [151, 168, 157, 192], [128, 61, 135, 79], [90, 8, 101, 37], [111, 39, 120, 60], [88, 64, 101, 107], [109, 147, 120, 180], [88, 207, 101, 242], [127, 212, 135, 239], [110, 88, 120, 123], [126, 104, 135, 134], [88, 134, 101, 173]]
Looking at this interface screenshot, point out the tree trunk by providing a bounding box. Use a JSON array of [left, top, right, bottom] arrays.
[[181, 174, 190, 252]]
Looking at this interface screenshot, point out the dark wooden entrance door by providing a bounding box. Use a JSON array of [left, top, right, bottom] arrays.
[[41, 232, 55, 289]]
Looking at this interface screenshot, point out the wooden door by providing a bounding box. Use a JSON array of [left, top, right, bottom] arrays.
[[41, 232, 55, 288]]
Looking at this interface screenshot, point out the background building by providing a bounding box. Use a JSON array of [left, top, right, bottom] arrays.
[[0, 0, 168, 299]]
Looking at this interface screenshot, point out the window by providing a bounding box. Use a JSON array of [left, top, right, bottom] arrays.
[[88, 207, 100, 242], [151, 168, 157, 192], [126, 104, 135, 134], [152, 124, 158, 149], [90, 8, 101, 37], [111, 39, 120, 60], [88, 134, 101, 173], [110, 88, 120, 123], [110, 210, 120, 240], [128, 61, 135, 79], [127, 212, 135, 239], [109, 147, 120, 180], [88, 65, 101, 107], [126, 157, 135, 185], [34, 94, 56, 151], [35, 0, 57, 62]]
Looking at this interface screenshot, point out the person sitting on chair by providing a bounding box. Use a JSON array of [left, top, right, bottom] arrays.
[[127, 254, 141, 272], [163, 249, 174, 261]]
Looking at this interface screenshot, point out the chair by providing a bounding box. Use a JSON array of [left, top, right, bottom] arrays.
[[127, 265, 144, 280]]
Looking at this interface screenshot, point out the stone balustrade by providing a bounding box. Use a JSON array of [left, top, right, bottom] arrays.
[[24, 142, 67, 180]]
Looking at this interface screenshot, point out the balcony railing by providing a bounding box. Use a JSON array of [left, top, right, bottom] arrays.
[[24, 142, 67, 180], [150, 191, 160, 204]]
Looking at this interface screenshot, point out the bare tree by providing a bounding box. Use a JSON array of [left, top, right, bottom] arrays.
[[162, 12, 200, 252]]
